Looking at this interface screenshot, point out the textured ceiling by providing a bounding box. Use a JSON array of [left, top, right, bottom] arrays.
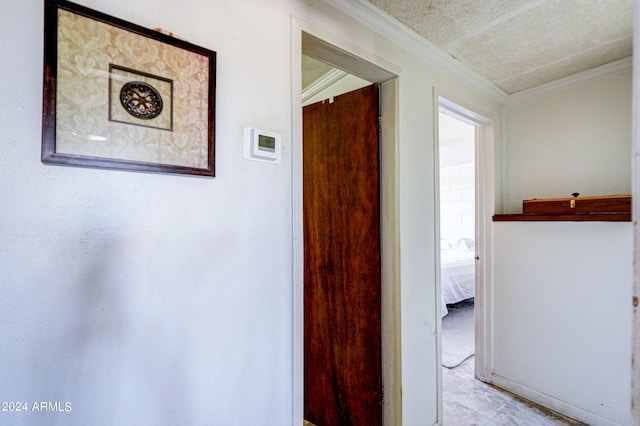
[[367, 0, 633, 94]]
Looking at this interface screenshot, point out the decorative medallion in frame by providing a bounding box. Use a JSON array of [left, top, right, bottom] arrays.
[[42, 0, 216, 176]]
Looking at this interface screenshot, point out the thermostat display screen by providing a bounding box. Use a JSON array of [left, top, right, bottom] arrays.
[[244, 127, 281, 163], [258, 134, 276, 152]]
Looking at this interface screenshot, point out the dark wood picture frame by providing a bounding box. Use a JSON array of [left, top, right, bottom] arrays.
[[42, 0, 216, 177]]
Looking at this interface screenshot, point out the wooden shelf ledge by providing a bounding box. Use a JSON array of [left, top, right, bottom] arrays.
[[493, 213, 631, 222]]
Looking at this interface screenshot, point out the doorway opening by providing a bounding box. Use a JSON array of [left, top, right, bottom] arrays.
[[295, 30, 399, 426], [439, 109, 476, 371], [436, 96, 495, 423]]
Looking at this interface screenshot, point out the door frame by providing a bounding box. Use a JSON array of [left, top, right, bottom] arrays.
[[632, 0, 639, 419], [291, 20, 401, 426], [433, 92, 495, 417]]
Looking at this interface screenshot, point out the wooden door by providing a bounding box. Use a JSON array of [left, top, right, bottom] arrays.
[[303, 84, 382, 426]]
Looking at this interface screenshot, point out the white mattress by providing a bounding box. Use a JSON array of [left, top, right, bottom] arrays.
[[441, 238, 475, 317]]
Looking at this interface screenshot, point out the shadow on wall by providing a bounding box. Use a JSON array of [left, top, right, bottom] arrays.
[[15, 230, 195, 424]]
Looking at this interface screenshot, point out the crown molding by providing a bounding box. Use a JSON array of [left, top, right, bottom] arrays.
[[321, 0, 509, 103], [507, 57, 633, 103], [302, 68, 348, 103]]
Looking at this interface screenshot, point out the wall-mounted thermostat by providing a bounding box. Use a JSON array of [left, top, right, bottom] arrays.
[[243, 127, 281, 163]]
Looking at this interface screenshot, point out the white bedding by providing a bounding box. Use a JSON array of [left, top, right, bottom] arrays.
[[441, 238, 475, 317]]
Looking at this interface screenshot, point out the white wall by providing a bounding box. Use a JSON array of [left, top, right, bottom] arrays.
[[2, 0, 296, 424], [492, 222, 632, 425], [0, 0, 506, 424], [440, 163, 475, 243], [503, 63, 632, 213], [494, 61, 634, 425]]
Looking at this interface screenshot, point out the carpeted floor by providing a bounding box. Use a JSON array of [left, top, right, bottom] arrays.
[[442, 299, 475, 368]]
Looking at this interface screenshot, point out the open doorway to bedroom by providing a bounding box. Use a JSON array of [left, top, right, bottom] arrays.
[[439, 108, 476, 371], [438, 98, 484, 425]]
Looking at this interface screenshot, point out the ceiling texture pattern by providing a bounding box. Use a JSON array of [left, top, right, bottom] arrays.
[[366, 0, 633, 94]]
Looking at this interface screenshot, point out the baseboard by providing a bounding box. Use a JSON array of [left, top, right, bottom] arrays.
[[489, 374, 626, 426]]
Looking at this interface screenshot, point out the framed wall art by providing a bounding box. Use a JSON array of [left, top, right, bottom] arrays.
[[42, 0, 216, 176]]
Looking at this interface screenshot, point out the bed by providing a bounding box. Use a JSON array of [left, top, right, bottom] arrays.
[[441, 238, 475, 317]]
